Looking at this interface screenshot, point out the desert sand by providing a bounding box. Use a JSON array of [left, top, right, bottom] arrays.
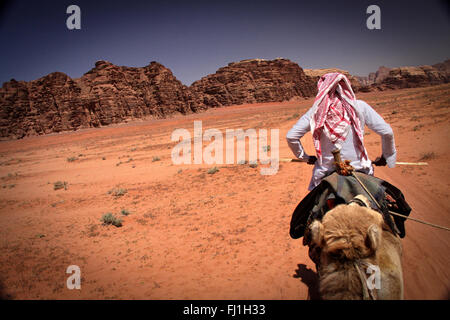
[[0, 84, 449, 299]]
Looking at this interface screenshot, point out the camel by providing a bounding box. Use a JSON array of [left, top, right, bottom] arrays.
[[307, 195, 404, 300]]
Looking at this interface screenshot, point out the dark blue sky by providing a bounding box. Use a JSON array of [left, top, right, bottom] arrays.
[[1, 0, 449, 86]]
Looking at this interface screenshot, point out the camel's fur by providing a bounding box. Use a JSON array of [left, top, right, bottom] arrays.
[[309, 195, 404, 300]]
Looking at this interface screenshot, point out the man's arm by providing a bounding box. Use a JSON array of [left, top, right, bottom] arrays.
[[286, 108, 315, 163], [359, 100, 397, 167]]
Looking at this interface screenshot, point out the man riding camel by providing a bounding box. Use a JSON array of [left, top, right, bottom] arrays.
[[287, 72, 409, 267], [286, 72, 396, 190]]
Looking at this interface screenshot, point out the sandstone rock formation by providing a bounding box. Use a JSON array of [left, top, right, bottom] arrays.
[[355, 66, 391, 86], [1, 58, 449, 139], [190, 58, 316, 107], [373, 66, 392, 84], [354, 61, 449, 90], [0, 72, 84, 139], [371, 64, 449, 90], [303, 68, 363, 93], [77, 60, 200, 124], [432, 59, 450, 75], [0, 61, 200, 139]]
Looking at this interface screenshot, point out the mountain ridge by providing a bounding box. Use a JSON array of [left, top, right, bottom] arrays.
[[1, 58, 448, 139]]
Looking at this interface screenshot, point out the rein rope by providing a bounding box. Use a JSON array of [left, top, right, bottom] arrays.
[[353, 260, 377, 300], [331, 149, 450, 232]]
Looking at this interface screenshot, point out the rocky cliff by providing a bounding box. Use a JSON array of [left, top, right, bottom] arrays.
[[371, 64, 449, 90], [303, 68, 363, 93], [432, 59, 450, 75], [355, 66, 391, 86], [190, 58, 316, 107], [0, 72, 84, 139], [1, 58, 449, 139], [354, 61, 449, 90], [0, 61, 200, 139]]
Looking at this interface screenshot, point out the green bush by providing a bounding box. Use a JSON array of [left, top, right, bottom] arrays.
[[100, 213, 122, 227], [108, 188, 127, 197], [121, 209, 131, 216], [207, 167, 219, 174], [419, 152, 436, 161], [54, 181, 68, 190]]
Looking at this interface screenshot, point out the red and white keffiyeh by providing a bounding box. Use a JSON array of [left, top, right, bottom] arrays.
[[309, 72, 368, 162]]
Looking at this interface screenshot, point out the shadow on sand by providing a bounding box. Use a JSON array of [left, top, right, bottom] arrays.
[[293, 263, 320, 300], [0, 279, 14, 300], [0, 281, 7, 300]]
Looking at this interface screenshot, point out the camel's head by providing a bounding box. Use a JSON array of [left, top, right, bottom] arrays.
[[309, 195, 384, 261]]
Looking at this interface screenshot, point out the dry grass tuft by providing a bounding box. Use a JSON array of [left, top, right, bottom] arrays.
[[418, 152, 436, 161]]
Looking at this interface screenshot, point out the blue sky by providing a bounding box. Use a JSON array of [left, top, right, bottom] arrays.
[[1, 0, 449, 86]]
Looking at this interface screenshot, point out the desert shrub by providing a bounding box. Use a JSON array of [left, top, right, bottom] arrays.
[[121, 209, 131, 216], [207, 167, 219, 174], [2, 172, 18, 180], [152, 156, 161, 162], [419, 152, 436, 161], [136, 218, 147, 225], [67, 156, 78, 162], [54, 181, 68, 190], [100, 213, 122, 227], [144, 212, 156, 219], [108, 188, 127, 197]]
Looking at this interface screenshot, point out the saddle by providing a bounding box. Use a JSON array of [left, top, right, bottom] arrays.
[[289, 171, 411, 240]]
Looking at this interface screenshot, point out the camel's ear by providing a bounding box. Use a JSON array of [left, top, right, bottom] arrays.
[[309, 220, 323, 246], [366, 224, 381, 251]]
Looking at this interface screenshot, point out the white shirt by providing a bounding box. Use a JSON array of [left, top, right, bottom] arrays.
[[286, 100, 396, 190]]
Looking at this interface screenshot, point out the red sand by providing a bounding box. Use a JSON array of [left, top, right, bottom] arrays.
[[0, 84, 449, 299]]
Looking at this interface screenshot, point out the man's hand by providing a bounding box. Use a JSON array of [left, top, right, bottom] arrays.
[[307, 156, 317, 165], [373, 155, 387, 166]]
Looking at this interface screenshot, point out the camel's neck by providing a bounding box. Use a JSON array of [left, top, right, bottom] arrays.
[[319, 260, 365, 300]]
